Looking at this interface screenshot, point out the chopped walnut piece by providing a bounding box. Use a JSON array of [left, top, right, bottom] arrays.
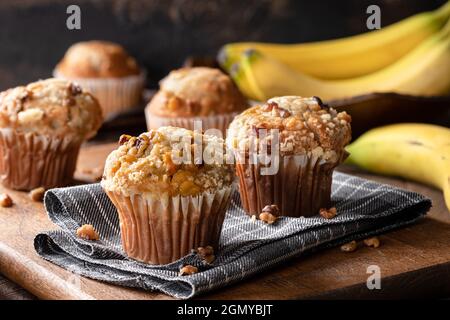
[[278, 107, 291, 118], [69, 82, 82, 96], [29, 187, 45, 202], [179, 265, 198, 276], [363, 237, 381, 248], [0, 194, 13, 207], [119, 134, 132, 145], [262, 204, 279, 216], [263, 101, 278, 112], [259, 212, 277, 224], [203, 254, 215, 264], [76, 224, 99, 241], [163, 152, 177, 175], [319, 207, 337, 219], [197, 246, 214, 257], [340, 240, 358, 252], [196, 246, 215, 264]]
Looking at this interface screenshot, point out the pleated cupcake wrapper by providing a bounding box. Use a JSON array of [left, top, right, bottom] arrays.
[[104, 185, 234, 265], [235, 152, 348, 217], [53, 70, 146, 120], [0, 129, 81, 191], [145, 109, 237, 136]]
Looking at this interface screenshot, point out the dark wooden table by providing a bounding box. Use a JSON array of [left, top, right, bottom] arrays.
[[0, 141, 450, 300]]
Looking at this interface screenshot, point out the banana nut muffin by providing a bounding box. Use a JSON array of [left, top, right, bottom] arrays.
[[102, 126, 235, 264], [227, 95, 351, 217], [145, 67, 247, 135], [0, 78, 103, 190], [55, 40, 140, 78], [54, 40, 145, 118]]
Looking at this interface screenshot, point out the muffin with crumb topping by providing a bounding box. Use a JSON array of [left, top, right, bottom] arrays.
[[145, 67, 247, 135], [54, 40, 145, 119], [227, 96, 351, 217], [0, 78, 103, 190], [101, 126, 235, 264]]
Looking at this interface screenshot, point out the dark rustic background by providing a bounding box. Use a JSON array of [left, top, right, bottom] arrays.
[[0, 0, 448, 301], [0, 0, 446, 90]]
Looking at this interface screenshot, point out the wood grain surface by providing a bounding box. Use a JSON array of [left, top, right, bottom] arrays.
[[0, 142, 449, 300]]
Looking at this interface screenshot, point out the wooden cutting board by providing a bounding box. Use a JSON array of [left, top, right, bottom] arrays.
[[0, 142, 449, 300]]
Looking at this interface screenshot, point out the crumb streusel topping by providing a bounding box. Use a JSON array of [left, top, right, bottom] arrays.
[[102, 126, 234, 196], [227, 96, 351, 160], [56, 40, 140, 78], [147, 67, 247, 117], [0, 78, 103, 139]]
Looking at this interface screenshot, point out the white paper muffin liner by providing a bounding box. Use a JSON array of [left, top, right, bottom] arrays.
[[104, 185, 234, 265], [0, 128, 81, 190], [145, 108, 237, 137], [53, 69, 145, 120], [235, 151, 348, 217]]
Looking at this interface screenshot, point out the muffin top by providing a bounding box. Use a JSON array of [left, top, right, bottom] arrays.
[[102, 126, 234, 196], [227, 96, 351, 160], [0, 78, 103, 140], [56, 40, 140, 78], [147, 67, 247, 117]]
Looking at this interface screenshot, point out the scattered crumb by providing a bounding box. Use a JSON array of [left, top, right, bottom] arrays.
[[179, 265, 198, 276], [197, 246, 215, 264], [29, 187, 45, 202], [259, 212, 277, 224], [261, 204, 279, 216], [0, 193, 13, 207], [197, 246, 214, 257], [364, 237, 381, 248], [319, 207, 337, 219], [340, 240, 358, 252], [259, 204, 279, 224], [76, 224, 99, 241], [203, 254, 215, 264]]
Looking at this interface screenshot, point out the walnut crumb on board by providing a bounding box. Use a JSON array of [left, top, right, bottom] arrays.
[[364, 237, 381, 248], [340, 240, 358, 252], [76, 224, 99, 241], [0, 194, 13, 207], [29, 187, 45, 202]]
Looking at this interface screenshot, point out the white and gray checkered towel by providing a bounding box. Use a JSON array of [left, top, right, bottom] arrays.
[[34, 172, 431, 299]]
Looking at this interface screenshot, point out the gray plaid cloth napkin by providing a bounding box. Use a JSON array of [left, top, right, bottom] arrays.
[[34, 172, 431, 299]]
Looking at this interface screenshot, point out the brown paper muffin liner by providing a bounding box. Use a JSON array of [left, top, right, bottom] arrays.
[[104, 185, 233, 265], [145, 109, 237, 137], [53, 70, 146, 120], [235, 152, 348, 218], [0, 129, 81, 191]]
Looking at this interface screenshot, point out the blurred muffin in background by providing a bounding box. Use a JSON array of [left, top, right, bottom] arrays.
[[101, 126, 234, 264], [227, 96, 351, 218], [145, 67, 247, 136], [54, 40, 145, 119], [0, 78, 103, 190]]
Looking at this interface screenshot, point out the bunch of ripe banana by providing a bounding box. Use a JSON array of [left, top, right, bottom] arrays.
[[219, 2, 450, 101], [346, 124, 450, 211]]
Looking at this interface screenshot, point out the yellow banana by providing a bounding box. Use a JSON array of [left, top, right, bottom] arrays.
[[346, 124, 450, 211], [228, 63, 255, 100], [237, 21, 450, 101], [219, 1, 450, 79]]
